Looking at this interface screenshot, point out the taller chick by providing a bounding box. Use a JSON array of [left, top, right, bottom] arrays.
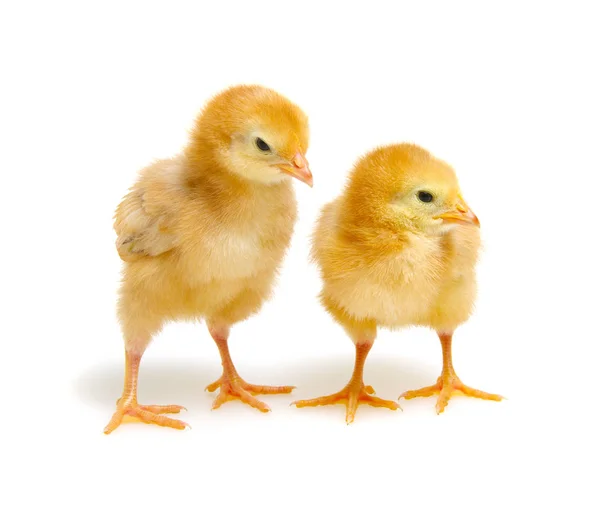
[[105, 85, 312, 434], [294, 144, 501, 423]]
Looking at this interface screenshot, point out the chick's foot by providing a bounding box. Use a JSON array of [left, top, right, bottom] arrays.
[[293, 383, 400, 424], [104, 399, 188, 434], [401, 333, 503, 414], [104, 351, 189, 434], [206, 375, 294, 413], [400, 374, 503, 414], [207, 325, 294, 412]]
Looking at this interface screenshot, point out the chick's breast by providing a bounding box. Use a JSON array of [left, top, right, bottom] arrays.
[[314, 203, 479, 330], [177, 188, 296, 320], [178, 183, 296, 285], [116, 157, 296, 325], [428, 224, 481, 330]]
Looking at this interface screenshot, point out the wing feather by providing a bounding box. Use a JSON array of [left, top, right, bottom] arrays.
[[114, 161, 182, 261]]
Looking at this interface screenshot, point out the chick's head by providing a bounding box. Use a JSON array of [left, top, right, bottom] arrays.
[[189, 84, 312, 186], [343, 144, 479, 236]]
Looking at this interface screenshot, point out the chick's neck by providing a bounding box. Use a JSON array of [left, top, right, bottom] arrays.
[[183, 137, 291, 200]]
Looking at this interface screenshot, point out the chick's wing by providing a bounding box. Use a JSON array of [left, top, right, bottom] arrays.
[[114, 175, 180, 262]]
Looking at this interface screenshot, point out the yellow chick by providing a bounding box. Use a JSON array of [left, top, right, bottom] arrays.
[[104, 85, 312, 434], [294, 143, 501, 423]]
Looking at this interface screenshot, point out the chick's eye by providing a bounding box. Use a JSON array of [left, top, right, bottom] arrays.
[[418, 191, 434, 203], [255, 138, 270, 152]]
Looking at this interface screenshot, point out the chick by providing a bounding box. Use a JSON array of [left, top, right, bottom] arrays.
[[104, 85, 312, 434], [294, 144, 501, 423]]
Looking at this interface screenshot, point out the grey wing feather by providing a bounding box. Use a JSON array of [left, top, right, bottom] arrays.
[[114, 187, 178, 261]]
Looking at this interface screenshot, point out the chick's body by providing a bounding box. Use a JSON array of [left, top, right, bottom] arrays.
[[105, 85, 312, 434], [295, 144, 501, 422], [116, 156, 295, 339], [315, 198, 479, 332]]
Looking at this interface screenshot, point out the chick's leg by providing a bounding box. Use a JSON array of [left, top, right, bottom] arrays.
[[206, 325, 294, 412], [104, 349, 188, 434], [293, 341, 400, 424], [400, 332, 503, 414]]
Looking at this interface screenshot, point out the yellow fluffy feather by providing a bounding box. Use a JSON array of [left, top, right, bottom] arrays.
[[105, 85, 312, 434], [295, 143, 502, 422]]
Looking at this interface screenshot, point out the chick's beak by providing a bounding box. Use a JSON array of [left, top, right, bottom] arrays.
[[276, 152, 313, 187], [435, 194, 480, 227]]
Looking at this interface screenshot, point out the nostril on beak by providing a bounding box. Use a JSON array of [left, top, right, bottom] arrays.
[[292, 152, 308, 169]]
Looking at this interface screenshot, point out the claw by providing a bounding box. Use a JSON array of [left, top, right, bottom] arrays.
[[402, 375, 503, 414], [206, 375, 292, 412], [294, 384, 399, 423], [104, 401, 189, 434]]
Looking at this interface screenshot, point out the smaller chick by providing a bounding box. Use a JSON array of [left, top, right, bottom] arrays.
[[294, 144, 502, 422]]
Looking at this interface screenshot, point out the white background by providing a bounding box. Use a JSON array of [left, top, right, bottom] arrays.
[[1, 1, 598, 505]]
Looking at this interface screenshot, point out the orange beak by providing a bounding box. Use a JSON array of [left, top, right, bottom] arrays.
[[275, 152, 313, 187], [435, 194, 480, 227]]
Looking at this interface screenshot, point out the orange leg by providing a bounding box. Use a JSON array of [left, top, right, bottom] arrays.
[[400, 332, 503, 414], [293, 342, 400, 424], [206, 325, 294, 412], [104, 351, 188, 434]]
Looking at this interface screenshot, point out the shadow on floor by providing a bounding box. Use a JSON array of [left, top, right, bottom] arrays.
[[74, 355, 436, 417]]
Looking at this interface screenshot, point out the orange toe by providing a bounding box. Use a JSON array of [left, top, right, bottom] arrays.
[[401, 375, 503, 414], [207, 375, 294, 413], [104, 400, 189, 434], [294, 383, 400, 424]]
